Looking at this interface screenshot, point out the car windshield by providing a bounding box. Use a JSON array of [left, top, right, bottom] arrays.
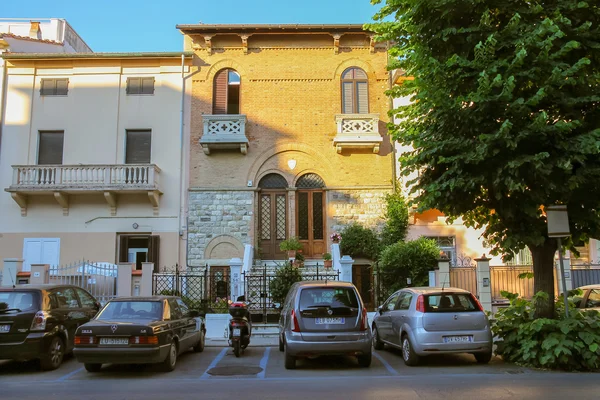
[[0, 291, 37, 312], [95, 301, 162, 320], [425, 293, 479, 313], [299, 287, 359, 310]]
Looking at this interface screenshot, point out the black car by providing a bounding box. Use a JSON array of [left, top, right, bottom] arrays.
[[0, 284, 101, 370], [73, 296, 206, 372]]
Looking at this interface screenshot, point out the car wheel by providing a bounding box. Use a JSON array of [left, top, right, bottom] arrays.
[[40, 336, 65, 371], [357, 351, 372, 368], [193, 330, 205, 353], [284, 345, 296, 370], [372, 325, 384, 350], [161, 341, 178, 372], [84, 363, 102, 373], [401, 335, 420, 366], [278, 334, 284, 352], [474, 351, 492, 364]]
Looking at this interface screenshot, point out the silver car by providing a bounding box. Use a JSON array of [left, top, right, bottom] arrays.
[[372, 287, 493, 366], [278, 281, 372, 369]]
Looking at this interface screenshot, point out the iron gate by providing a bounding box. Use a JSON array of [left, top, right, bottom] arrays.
[[153, 266, 209, 311], [572, 264, 600, 287]]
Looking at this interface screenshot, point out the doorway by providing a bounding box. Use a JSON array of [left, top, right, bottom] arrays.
[[118, 235, 160, 271], [295, 173, 326, 258], [257, 173, 288, 260]]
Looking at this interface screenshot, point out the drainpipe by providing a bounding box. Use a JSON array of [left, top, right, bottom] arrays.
[[0, 49, 9, 160], [178, 53, 186, 267], [387, 47, 398, 193]]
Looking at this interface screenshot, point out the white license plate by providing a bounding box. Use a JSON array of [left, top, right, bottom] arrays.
[[0, 324, 10, 333], [315, 317, 345, 325], [233, 328, 241, 337], [443, 336, 473, 343], [99, 337, 129, 345]]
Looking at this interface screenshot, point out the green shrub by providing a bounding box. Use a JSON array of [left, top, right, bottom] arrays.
[[279, 236, 303, 251], [340, 223, 381, 260], [381, 190, 409, 246], [377, 237, 439, 297], [492, 291, 600, 371], [270, 263, 303, 304]]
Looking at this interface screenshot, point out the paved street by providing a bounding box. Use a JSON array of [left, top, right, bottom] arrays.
[[1, 346, 598, 399]]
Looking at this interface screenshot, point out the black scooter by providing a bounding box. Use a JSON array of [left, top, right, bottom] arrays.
[[228, 297, 252, 357]]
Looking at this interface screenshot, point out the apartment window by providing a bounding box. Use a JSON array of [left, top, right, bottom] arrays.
[[426, 236, 457, 266], [213, 69, 240, 114], [40, 78, 69, 96], [37, 131, 64, 165], [118, 234, 160, 271], [341, 67, 368, 114], [127, 77, 155, 95], [125, 130, 151, 164]]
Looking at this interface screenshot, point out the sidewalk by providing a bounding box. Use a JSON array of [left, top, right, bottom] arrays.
[[206, 336, 278, 347]]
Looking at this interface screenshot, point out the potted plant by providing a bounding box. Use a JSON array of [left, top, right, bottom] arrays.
[[330, 232, 342, 244], [279, 236, 303, 259], [323, 253, 332, 268], [293, 252, 305, 268]]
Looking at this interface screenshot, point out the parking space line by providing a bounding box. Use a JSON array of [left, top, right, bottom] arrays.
[[373, 352, 399, 376], [55, 367, 84, 382], [257, 347, 271, 379], [200, 348, 227, 379]]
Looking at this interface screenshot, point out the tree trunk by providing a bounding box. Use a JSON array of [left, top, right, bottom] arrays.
[[529, 239, 557, 319]]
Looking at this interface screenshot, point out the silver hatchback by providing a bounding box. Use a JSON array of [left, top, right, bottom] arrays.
[[278, 281, 372, 369], [372, 287, 492, 366]]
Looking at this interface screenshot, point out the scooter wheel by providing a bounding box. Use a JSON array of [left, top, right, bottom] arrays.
[[233, 340, 241, 358]]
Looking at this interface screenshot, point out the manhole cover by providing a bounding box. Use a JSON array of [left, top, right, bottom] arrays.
[[207, 366, 263, 376]]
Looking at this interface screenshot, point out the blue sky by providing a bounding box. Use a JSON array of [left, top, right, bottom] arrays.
[[3, 0, 383, 52]]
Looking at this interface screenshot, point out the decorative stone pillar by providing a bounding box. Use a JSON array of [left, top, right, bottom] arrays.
[[230, 257, 244, 301], [140, 262, 154, 296], [1, 259, 22, 287], [437, 258, 451, 288], [30, 264, 50, 285], [331, 243, 342, 271], [428, 269, 437, 287], [242, 244, 253, 273], [555, 255, 573, 294], [117, 263, 133, 297], [475, 255, 493, 313], [339, 255, 354, 283]]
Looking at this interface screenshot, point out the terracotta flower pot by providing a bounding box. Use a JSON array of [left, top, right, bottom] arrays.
[[287, 250, 297, 259], [324, 260, 333, 268]]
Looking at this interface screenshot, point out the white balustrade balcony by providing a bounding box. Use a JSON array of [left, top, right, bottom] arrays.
[[333, 114, 382, 154], [6, 164, 162, 217], [200, 114, 248, 155]]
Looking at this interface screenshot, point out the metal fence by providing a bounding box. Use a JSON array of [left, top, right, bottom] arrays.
[[490, 265, 559, 303], [450, 267, 478, 295], [153, 267, 211, 311], [572, 264, 600, 288], [50, 261, 118, 305]]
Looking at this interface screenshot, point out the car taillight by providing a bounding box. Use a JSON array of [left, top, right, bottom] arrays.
[[129, 336, 159, 345], [75, 336, 96, 345], [30, 311, 48, 331], [416, 295, 425, 313], [471, 294, 484, 311], [359, 307, 368, 331], [291, 309, 301, 332]]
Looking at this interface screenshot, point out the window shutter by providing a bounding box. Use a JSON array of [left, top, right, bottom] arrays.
[[56, 79, 69, 95], [118, 235, 130, 263], [356, 82, 369, 114], [342, 82, 354, 114], [125, 130, 152, 164], [38, 131, 64, 165], [149, 235, 160, 272], [213, 69, 228, 114], [40, 79, 54, 96], [141, 77, 155, 95], [127, 78, 140, 95]]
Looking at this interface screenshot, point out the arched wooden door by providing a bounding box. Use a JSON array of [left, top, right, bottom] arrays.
[[296, 173, 326, 258], [258, 174, 288, 260]]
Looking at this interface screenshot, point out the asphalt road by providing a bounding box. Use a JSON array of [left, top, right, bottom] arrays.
[[1, 346, 598, 400]]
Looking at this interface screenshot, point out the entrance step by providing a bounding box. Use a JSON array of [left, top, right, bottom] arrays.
[[252, 323, 279, 337]]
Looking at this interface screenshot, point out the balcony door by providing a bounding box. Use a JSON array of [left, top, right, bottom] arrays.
[[296, 174, 326, 258], [258, 174, 288, 260]]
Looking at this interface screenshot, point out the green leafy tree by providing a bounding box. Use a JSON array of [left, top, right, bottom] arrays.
[[381, 187, 410, 246], [368, 0, 600, 318], [270, 263, 303, 304], [340, 223, 381, 260], [377, 237, 440, 300]]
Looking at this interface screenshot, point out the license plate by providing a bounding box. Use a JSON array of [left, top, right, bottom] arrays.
[[0, 324, 10, 333], [315, 317, 345, 325], [443, 335, 473, 343], [99, 337, 128, 345], [233, 328, 241, 337]]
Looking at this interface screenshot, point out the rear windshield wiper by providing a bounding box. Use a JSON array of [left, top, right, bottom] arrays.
[[0, 308, 22, 313]]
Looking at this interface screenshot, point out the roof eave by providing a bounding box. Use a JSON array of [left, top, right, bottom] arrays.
[[2, 51, 195, 60], [176, 23, 371, 34]]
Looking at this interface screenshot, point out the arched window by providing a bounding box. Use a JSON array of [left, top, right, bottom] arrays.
[[213, 69, 240, 114], [341, 67, 368, 114], [258, 173, 288, 189], [296, 173, 325, 188]]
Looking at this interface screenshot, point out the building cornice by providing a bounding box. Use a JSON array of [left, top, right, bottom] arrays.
[[177, 23, 370, 34], [2, 51, 195, 60]]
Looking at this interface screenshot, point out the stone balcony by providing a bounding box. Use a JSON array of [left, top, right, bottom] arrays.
[[6, 164, 161, 216], [200, 114, 248, 155], [333, 113, 382, 154]]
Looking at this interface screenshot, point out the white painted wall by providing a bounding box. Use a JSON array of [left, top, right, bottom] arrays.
[[0, 18, 91, 52]]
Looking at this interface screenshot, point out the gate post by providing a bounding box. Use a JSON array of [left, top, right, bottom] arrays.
[[229, 257, 243, 301], [140, 262, 154, 296], [339, 255, 354, 283], [117, 263, 133, 296], [30, 264, 50, 285], [475, 255, 493, 313], [555, 255, 572, 294], [1, 259, 22, 287], [437, 257, 451, 288]]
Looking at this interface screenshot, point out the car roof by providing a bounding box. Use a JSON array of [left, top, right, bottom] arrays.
[[295, 281, 357, 289], [0, 284, 83, 291], [107, 296, 176, 302], [577, 284, 600, 290], [401, 287, 472, 294]]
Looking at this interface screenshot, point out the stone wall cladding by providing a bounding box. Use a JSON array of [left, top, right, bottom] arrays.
[[329, 189, 390, 234], [188, 191, 253, 266]]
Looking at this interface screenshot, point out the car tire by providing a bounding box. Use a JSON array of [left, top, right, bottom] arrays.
[[401, 335, 420, 366], [161, 341, 178, 372], [193, 330, 205, 353], [84, 363, 102, 373], [40, 336, 65, 371], [474, 351, 492, 364], [357, 351, 372, 368], [372, 325, 384, 350], [278, 334, 284, 352], [284, 345, 296, 370]]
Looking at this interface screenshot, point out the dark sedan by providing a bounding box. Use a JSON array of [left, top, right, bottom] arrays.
[[73, 296, 205, 372]]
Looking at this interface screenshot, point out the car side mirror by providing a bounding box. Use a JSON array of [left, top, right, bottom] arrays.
[[188, 310, 200, 318], [94, 301, 101, 310], [377, 305, 383, 315]]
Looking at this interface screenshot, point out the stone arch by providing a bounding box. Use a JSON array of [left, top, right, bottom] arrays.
[[332, 58, 377, 81], [204, 235, 245, 259], [257, 172, 290, 188], [295, 172, 326, 188], [201, 59, 248, 82]]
